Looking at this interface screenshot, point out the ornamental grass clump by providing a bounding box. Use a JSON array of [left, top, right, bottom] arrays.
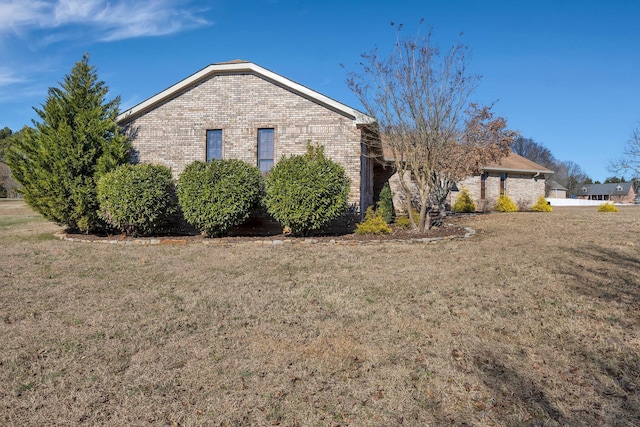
[[264, 144, 350, 236], [531, 195, 553, 212], [355, 206, 392, 235], [177, 159, 264, 237], [597, 202, 619, 212], [452, 188, 477, 213], [97, 164, 178, 236], [494, 194, 518, 212]]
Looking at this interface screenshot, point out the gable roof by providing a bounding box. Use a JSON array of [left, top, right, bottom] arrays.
[[116, 60, 374, 125], [547, 179, 567, 191], [482, 152, 554, 174], [576, 182, 634, 196]]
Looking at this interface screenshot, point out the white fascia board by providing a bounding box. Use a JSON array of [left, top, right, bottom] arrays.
[[117, 62, 375, 125], [483, 166, 554, 174]]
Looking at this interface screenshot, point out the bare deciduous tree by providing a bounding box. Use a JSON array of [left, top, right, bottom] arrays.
[[555, 160, 589, 196], [431, 104, 516, 215], [347, 25, 515, 230], [610, 126, 640, 178], [347, 26, 480, 231], [511, 136, 556, 170]]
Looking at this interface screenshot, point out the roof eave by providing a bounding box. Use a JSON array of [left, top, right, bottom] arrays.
[[482, 166, 554, 174]]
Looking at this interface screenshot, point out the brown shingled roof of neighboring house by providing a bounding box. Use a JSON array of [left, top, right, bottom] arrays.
[[380, 146, 553, 175], [483, 152, 554, 174]]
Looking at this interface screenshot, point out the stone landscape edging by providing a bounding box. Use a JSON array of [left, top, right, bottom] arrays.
[[54, 226, 475, 246]]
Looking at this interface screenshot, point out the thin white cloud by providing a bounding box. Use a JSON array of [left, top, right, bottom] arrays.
[[0, 0, 210, 42], [0, 1, 52, 34], [95, 1, 211, 41], [0, 69, 25, 87]]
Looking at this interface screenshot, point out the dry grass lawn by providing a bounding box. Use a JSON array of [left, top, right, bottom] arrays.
[[1, 199, 639, 426]]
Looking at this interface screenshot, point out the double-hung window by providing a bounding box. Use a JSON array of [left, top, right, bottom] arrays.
[[206, 129, 222, 161], [257, 128, 274, 173]]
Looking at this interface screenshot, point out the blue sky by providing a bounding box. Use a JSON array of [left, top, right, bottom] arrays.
[[1, 0, 639, 181]]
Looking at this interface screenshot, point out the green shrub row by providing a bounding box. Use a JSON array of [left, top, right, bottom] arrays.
[[97, 164, 178, 236], [96, 144, 351, 237], [264, 144, 350, 236], [177, 160, 265, 237]]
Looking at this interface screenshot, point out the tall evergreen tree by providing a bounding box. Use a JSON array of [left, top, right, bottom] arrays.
[[7, 54, 130, 232]]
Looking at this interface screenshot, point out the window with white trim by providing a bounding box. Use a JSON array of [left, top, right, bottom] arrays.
[[206, 129, 222, 161], [257, 128, 274, 173]]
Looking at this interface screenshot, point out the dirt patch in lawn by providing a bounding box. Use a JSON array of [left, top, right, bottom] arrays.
[[1, 201, 639, 426]]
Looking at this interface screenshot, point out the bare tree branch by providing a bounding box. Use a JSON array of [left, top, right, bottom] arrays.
[[347, 26, 481, 231], [610, 126, 640, 178]]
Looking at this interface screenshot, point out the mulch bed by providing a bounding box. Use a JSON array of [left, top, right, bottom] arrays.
[[61, 214, 473, 245]]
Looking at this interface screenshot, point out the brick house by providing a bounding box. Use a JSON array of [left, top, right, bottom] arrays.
[[574, 182, 636, 203], [116, 60, 380, 216], [547, 179, 568, 199], [449, 152, 553, 210]]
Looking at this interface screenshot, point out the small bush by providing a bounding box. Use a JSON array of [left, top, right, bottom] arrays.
[[355, 207, 392, 235], [394, 206, 421, 229], [494, 194, 518, 212], [598, 202, 619, 212], [97, 164, 178, 236], [394, 216, 412, 229], [377, 182, 394, 224], [177, 159, 264, 237], [532, 195, 553, 212], [452, 188, 477, 213], [264, 144, 350, 236]]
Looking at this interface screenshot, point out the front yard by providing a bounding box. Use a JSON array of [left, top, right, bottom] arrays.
[[1, 200, 639, 426]]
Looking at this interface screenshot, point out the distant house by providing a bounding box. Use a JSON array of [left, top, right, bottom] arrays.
[[547, 180, 568, 198], [116, 60, 382, 217], [574, 183, 636, 204], [450, 152, 553, 209]]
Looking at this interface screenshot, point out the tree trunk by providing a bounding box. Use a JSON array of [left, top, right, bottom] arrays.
[[418, 191, 429, 232], [398, 170, 416, 229]]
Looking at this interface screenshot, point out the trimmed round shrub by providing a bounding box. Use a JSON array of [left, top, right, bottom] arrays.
[[494, 194, 518, 212], [264, 144, 350, 236], [355, 206, 392, 235], [597, 202, 619, 212], [177, 159, 264, 237], [97, 164, 178, 236], [377, 182, 394, 224], [452, 187, 477, 213], [531, 195, 553, 212]]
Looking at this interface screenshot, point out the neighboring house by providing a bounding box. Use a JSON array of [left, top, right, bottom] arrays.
[[116, 60, 380, 216], [450, 152, 553, 209], [547, 179, 568, 198], [574, 183, 636, 204]]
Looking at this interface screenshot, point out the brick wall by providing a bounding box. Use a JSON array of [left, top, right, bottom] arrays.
[[122, 72, 365, 207], [451, 172, 547, 210]]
